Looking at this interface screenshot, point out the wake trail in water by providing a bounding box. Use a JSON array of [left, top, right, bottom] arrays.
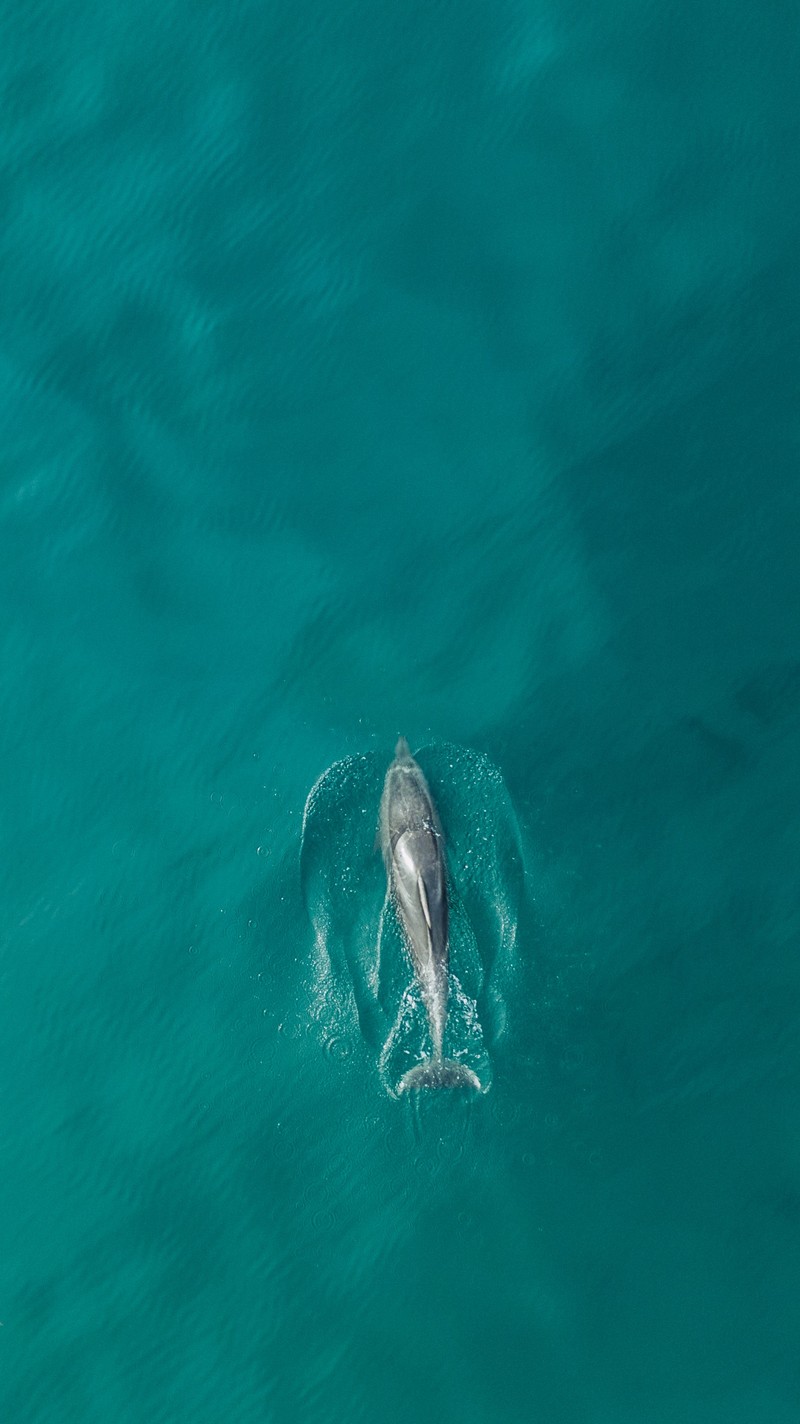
[[300, 742, 524, 1096]]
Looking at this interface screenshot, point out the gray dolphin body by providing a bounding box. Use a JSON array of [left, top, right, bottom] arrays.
[[379, 737, 480, 1092]]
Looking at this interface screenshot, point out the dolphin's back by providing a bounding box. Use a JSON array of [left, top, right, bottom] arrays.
[[378, 740, 481, 1092], [380, 746, 448, 981]]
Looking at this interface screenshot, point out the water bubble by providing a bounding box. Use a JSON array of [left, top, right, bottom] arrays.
[[324, 1034, 352, 1062]]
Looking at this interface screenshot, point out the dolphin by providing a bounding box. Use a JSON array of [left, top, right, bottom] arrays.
[[379, 737, 481, 1093]]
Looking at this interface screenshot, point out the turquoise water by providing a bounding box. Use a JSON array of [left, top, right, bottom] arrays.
[[2, 1, 800, 1419]]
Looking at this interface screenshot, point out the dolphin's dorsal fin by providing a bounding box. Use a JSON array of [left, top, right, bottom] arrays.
[[416, 871, 432, 930]]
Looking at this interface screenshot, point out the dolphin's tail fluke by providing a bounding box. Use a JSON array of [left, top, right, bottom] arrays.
[[397, 1058, 483, 1094]]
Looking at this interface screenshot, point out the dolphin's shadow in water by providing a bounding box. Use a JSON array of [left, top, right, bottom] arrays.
[[300, 742, 524, 1095]]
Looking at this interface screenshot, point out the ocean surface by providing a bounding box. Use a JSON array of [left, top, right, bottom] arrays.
[[2, 2, 800, 1420]]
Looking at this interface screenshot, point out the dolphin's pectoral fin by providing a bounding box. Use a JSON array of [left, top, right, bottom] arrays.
[[416, 872, 432, 930]]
